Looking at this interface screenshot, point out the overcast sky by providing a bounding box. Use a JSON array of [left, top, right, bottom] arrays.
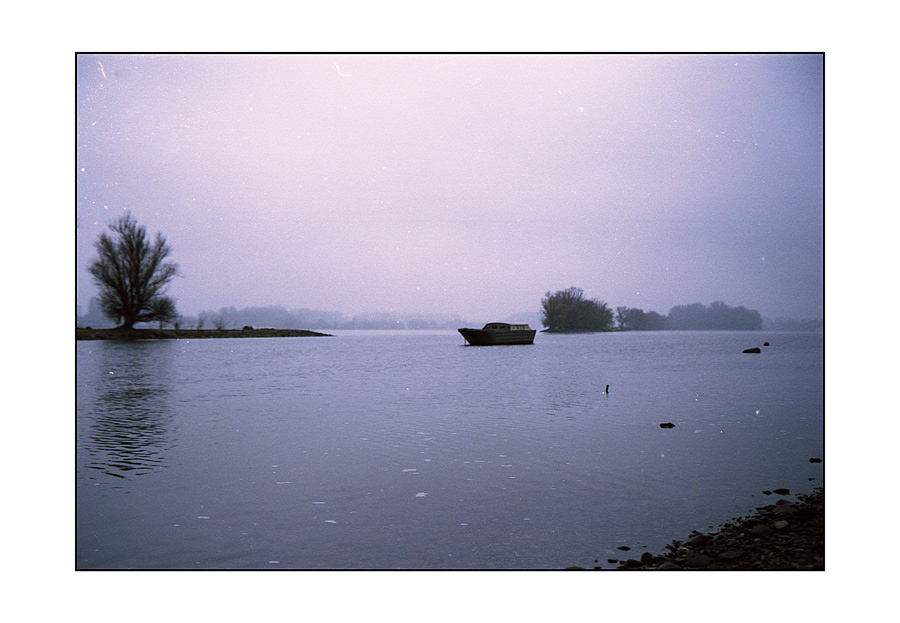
[[76, 53, 823, 320]]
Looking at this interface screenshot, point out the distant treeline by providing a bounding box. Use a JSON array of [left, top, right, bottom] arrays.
[[187, 306, 469, 331], [77, 298, 820, 333], [77, 300, 492, 331], [543, 287, 776, 332], [640, 301, 762, 331]]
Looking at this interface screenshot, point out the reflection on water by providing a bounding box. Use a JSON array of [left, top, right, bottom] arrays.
[[78, 341, 176, 482]]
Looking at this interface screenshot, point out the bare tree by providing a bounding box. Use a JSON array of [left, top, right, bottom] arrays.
[[213, 313, 228, 330], [151, 297, 178, 329], [88, 213, 179, 330], [616, 306, 628, 330]]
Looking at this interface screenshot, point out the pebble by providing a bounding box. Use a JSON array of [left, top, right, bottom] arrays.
[[657, 561, 682, 570], [685, 534, 711, 547], [685, 555, 713, 569], [773, 520, 790, 530], [606, 486, 824, 571], [718, 550, 742, 560]]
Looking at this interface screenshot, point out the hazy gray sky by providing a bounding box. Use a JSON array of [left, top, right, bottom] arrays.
[[76, 53, 823, 320]]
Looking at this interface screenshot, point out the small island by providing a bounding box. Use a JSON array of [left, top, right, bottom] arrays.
[[76, 327, 332, 341], [541, 287, 768, 333], [79, 214, 332, 341]]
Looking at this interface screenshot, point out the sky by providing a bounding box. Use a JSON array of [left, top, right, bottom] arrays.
[[76, 53, 823, 321]]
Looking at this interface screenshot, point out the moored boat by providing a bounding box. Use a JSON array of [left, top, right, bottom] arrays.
[[458, 322, 536, 346]]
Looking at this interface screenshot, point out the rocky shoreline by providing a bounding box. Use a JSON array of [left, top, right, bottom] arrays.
[[76, 327, 333, 340], [569, 486, 824, 571]]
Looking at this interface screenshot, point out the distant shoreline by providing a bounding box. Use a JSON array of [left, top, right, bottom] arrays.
[[75, 327, 333, 341]]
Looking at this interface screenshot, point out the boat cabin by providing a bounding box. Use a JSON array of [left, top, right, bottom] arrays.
[[482, 323, 532, 331]]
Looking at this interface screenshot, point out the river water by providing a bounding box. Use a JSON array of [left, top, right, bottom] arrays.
[[76, 330, 823, 569]]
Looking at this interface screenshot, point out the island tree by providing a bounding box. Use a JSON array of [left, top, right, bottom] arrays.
[[88, 213, 179, 330], [617, 307, 667, 331], [541, 287, 614, 332]]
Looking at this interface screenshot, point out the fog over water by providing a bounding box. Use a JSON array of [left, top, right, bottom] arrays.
[[76, 53, 823, 321]]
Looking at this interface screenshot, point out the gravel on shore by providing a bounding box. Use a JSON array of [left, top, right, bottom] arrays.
[[568, 487, 824, 571]]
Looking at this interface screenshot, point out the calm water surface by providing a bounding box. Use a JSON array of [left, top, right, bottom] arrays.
[[76, 330, 823, 569]]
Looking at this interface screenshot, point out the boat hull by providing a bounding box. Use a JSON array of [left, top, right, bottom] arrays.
[[458, 328, 536, 346]]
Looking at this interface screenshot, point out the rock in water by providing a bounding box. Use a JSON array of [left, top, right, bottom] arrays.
[[659, 422, 675, 428], [743, 347, 761, 353]]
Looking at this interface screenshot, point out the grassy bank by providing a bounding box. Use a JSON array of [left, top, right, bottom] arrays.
[[76, 327, 333, 340]]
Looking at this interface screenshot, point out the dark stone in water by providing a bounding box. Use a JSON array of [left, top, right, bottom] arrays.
[[617, 545, 631, 551], [775, 504, 797, 516], [685, 534, 711, 547], [659, 422, 675, 428], [773, 488, 790, 495], [763, 342, 770, 346], [809, 457, 822, 463], [743, 347, 761, 353]]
